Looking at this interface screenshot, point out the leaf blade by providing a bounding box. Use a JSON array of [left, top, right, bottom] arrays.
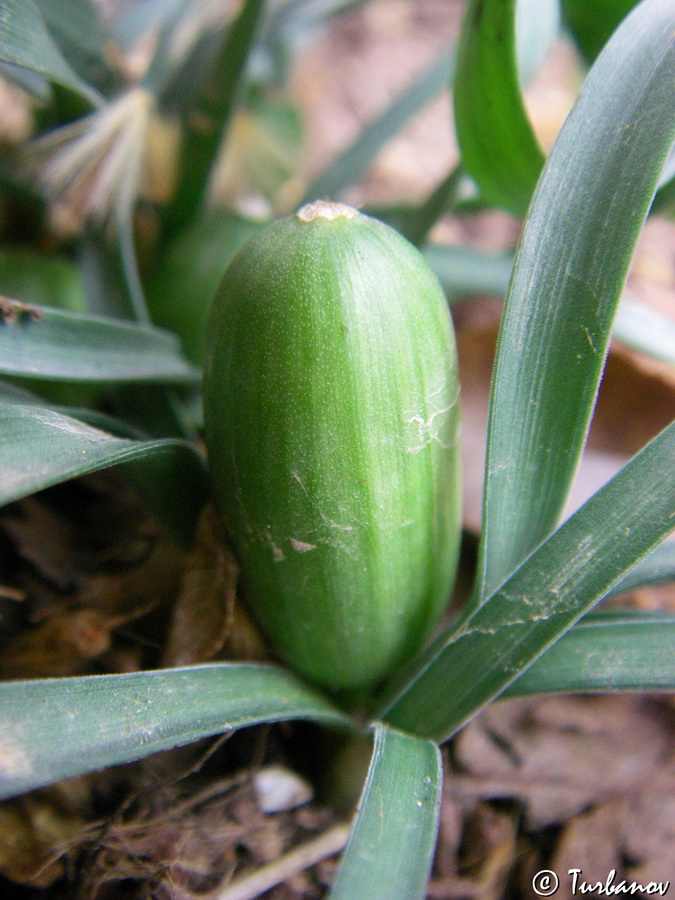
[[453, 0, 545, 217], [476, 0, 675, 602], [162, 0, 267, 233], [504, 610, 675, 696], [0, 402, 206, 511], [0, 664, 351, 800], [607, 540, 675, 597], [378, 421, 675, 742], [329, 725, 441, 900], [0, 0, 100, 102], [0, 304, 199, 384]]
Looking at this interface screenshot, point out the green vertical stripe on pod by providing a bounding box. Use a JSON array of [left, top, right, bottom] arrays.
[[204, 201, 461, 689]]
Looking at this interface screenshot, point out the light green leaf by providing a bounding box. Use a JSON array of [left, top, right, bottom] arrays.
[[504, 610, 675, 696], [0, 303, 199, 383], [476, 0, 675, 602], [302, 47, 455, 203], [0, 0, 100, 103], [453, 0, 545, 217], [0, 664, 351, 800], [329, 725, 441, 900], [378, 421, 675, 742]]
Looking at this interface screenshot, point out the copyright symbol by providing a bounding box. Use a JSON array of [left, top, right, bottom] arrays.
[[532, 870, 559, 896]]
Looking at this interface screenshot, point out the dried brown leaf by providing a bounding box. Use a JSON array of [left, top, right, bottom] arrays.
[[453, 696, 672, 829]]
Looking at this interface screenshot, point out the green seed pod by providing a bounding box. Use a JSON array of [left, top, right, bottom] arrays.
[[204, 201, 461, 689]]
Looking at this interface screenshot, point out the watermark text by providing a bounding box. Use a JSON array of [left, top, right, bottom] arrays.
[[531, 868, 670, 897]]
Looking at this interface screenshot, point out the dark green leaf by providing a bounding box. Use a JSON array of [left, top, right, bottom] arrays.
[[0, 664, 351, 800], [148, 210, 263, 364], [504, 610, 675, 696], [302, 47, 455, 203], [0, 0, 100, 103], [0, 378, 145, 437], [453, 0, 545, 217], [476, 0, 675, 602], [329, 725, 441, 900], [0, 303, 198, 383], [398, 165, 465, 247], [607, 541, 675, 597], [378, 421, 675, 742], [162, 0, 267, 234], [0, 400, 206, 508], [561, 0, 640, 63]]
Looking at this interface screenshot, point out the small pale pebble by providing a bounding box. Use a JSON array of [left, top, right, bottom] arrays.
[[253, 765, 314, 813]]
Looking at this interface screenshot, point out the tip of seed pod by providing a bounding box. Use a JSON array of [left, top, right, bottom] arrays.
[[295, 200, 359, 223]]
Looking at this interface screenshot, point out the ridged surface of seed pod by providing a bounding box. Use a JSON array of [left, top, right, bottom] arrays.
[[204, 201, 461, 689]]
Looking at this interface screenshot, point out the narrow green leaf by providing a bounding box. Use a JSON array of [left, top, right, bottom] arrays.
[[302, 47, 455, 203], [0, 303, 198, 384], [423, 243, 513, 299], [0, 664, 351, 800], [476, 0, 675, 603], [425, 244, 675, 365], [398, 165, 465, 247], [0, 0, 100, 103], [505, 610, 675, 696], [561, 0, 639, 63], [163, 0, 267, 234], [34, 0, 117, 92], [0, 401, 206, 507], [117, 214, 151, 324], [329, 725, 441, 900], [607, 541, 675, 597], [0, 379, 145, 437], [453, 0, 545, 217], [378, 421, 675, 743]]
